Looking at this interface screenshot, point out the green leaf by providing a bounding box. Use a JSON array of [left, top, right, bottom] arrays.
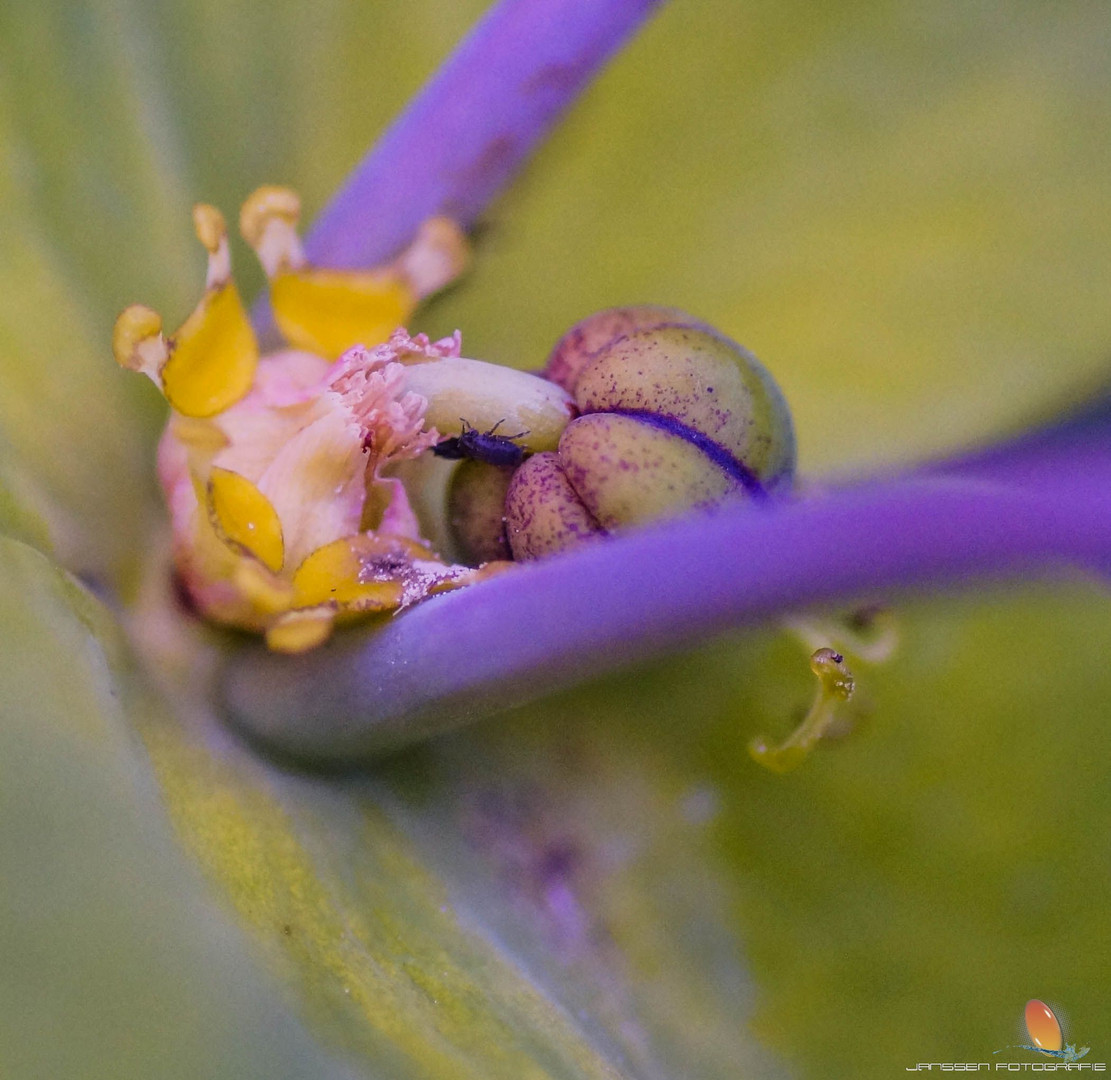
[[138, 573, 1111, 1078], [0, 442, 53, 553], [12, 526, 1107, 1078], [0, 537, 362, 1079], [0, 533, 780, 1078], [721, 582, 1111, 1072]]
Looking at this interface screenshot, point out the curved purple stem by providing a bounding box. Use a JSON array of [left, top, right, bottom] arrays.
[[222, 469, 1111, 764], [305, 0, 666, 269]]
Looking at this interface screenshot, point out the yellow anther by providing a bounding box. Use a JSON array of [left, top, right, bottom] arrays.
[[112, 304, 167, 382], [239, 186, 301, 248], [207, 467, 285, 573], [240, 185, 305, 277], [749, 648, 856, 773], [192, 204, 232, 288], [269, 269, 413, 359], [192, 204, 227, 254]]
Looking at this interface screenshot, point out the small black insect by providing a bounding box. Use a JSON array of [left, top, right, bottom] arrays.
[[433, 419, 530, 468]]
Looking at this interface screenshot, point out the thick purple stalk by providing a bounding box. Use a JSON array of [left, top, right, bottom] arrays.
[[222, 470, 1111, 764], [304, 0, 666, 269]]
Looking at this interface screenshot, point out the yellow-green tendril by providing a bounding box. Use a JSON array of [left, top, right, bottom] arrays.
[[749, 647, 855, 773]]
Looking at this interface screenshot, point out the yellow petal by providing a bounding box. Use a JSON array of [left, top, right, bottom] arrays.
[[233, 558, 294, 616], [265, 607, 336, 654], [166, 414, 230, 455], [162, 283, 259, 418], [240, 186, 466, 360], [207, 467, 284, 573], [252, 404, 367, 571], [290, 535, 409, 610], [270, 268, 414, 359]]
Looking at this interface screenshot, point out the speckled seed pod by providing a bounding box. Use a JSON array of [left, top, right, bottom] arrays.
[[503, 306, 796, 560], [501, 452, 606, 560]]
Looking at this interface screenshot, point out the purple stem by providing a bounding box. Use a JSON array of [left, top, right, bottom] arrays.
[[304, 0, 666, 270], [222, 470, 1111, 764]]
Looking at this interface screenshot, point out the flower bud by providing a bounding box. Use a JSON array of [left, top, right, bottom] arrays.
[[572, 323, 795, 491], [504, 306, 796, 560]]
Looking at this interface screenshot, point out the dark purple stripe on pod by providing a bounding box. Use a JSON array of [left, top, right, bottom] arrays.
[[606, 408, 766, 497]]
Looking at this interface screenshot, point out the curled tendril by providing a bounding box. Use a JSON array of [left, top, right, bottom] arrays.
[[748, 647, 856, 773]]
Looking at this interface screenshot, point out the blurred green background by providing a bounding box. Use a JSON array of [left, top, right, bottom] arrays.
[[1, 1, 1110, 1077]]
